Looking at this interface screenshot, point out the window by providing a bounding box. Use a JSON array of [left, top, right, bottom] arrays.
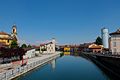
[[13, 29, 15, 33], [113, 42, 117, 47], [51, 47, 53, 50], [7, 40, 9, 43]]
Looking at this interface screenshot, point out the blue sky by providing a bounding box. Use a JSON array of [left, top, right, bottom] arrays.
[[0, 0, 120, 45]]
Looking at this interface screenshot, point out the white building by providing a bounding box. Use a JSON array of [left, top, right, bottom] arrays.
[[40, 39, 56, 54], [109, 29, 120, 55], [23, 49, 36, 59]]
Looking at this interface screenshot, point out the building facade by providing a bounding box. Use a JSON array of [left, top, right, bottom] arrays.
[[23, 49, 36, 59], [0, 24, 17, 47], [88, 44, 103, 53], [109, 29, 120, 55], [64, 46, 70, 52], [40, 39, 56, 54]]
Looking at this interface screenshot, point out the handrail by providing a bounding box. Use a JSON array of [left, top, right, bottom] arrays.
[[0, 53, 60, 80]]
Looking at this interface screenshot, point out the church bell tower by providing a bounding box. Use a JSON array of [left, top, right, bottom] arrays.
[[12, 24, 17, 36]]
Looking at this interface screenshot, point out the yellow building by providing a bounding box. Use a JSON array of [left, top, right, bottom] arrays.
[[64, 47, 70, 52], [0, 24, 17, 47]]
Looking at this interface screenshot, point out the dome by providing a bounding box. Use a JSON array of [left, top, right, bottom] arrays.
[[12, 24, 17, 28]]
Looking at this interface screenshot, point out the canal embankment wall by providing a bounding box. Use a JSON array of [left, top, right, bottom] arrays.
[[81, 52, 120, 79], [0, 52, 61, 80]]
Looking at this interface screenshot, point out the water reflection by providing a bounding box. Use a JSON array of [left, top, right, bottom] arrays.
[[64, 52, 80, 56], [63, 52, 119, 80], [51, 59, 56, 69], [92, 60, 118, 80], [64, 52, 70, 55], [67, 52, 119, 80], [17, 56, 112, 80]]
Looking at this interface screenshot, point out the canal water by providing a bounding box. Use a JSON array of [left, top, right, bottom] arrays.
[[16, 55, 112, 80]]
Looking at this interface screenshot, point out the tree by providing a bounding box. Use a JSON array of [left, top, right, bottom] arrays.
[[95, 36, 102, 45], [21, 44, 27, 48], [10, 40, 18, 48], [0, 47, 26, 63], [41, 48, 47, 51], [28, 44, 32, 48]]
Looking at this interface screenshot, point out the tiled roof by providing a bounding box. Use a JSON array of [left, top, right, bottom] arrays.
[[0, 37, 13, 40], [89, 44, 103, 49], [110, 29, 120, 35], [0, 32, 10, 35], [0, 36, 17, 40], [40, 44, 46, 46], [40, 42, 53, 46]]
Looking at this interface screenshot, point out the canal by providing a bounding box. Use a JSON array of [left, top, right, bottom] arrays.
[[15, 54, 114, 80]]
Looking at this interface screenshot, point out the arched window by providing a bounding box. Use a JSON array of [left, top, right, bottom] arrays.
[[7, 40, 9, 43], [13, 29, 15, 33]]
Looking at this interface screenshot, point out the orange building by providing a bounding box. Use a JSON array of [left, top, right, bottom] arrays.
[[88, 44, 103, 53]]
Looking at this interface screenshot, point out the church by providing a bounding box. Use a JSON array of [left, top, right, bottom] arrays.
[[0, 24, 18, 47]]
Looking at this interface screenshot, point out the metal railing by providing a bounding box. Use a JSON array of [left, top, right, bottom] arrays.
[[0, 53, 60, 80]]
